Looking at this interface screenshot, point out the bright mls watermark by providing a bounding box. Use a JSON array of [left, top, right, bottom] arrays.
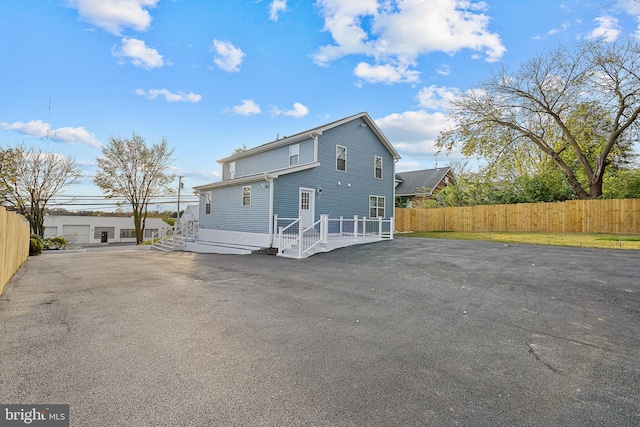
[[1, 405, 68, 426]]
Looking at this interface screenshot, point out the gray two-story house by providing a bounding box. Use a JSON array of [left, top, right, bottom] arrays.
[[187, 112, 400, 258]]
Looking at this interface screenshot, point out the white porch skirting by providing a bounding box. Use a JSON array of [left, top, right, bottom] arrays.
[[184, 229, 270, 254]]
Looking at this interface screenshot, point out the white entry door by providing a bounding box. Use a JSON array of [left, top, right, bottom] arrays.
[[299, 187, 316, 228]]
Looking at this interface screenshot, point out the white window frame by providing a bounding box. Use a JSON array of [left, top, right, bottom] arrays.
[[289, 144, 299, 166], [205, 192, 212, 215], [242, 185, 251, 206], [336, 145, 347, 172], [229, 161, 236, 179], [369, 195, 385, 218], [374, 156, 383, 179]]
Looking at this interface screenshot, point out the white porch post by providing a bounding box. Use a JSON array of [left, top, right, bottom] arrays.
[[378, 216, 382, 238], [353, 215, 359, 240], [278, 226, 284, 254], [298, 224, 303, 258], [320, 214, 328, 243], [273, 214, 278, 246], [390, 217, 395, 239], [339, 216, 343, 237]]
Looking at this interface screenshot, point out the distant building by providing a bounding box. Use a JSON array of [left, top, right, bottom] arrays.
[[395, 167, 455, 208], [43, 215, 168, 244]]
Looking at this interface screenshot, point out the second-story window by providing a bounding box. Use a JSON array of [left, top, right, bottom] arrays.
[[229, 161, 236, 179], [336, 145, 347, 172], [242, 186, 251, 206], [374, 156, 383, 179], [289, 144, 299, 166], [205, 192, 211, 214]]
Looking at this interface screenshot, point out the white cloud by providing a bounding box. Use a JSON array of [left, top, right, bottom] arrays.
[[312, 0, 505, 79], [416, 85, 460, 110], [269, 0, 287, 21], [436, 64, 451, 76], [587, 16, 621, 43], [229, 100, 262, 116], [1, 120, 102, 148], [66, 0, 159, 35], [211, 40, 245, 72], [375, 110, 452, 157], [135, 88, 202, 103], [354, 62, 420, 84], [396, 161, 421, 172], [112, 37, 164, 69], [283, 102, 309, 118]]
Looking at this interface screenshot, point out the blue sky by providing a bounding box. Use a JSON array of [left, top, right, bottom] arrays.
[[2, 0, 640, 210]]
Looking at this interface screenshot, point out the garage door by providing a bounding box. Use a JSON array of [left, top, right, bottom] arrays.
[[63, 225, 90, 244]]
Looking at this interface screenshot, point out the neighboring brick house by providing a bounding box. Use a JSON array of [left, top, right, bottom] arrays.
[[395, 167, 455, 208]]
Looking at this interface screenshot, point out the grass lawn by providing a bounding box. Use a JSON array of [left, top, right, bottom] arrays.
[[398, 231, 640, 250]]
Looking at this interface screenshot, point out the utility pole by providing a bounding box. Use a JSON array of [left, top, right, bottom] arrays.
[[177, 176, 184, 222]]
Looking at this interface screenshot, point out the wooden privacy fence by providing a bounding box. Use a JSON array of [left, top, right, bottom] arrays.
[[1, 206, 30, 294], [395, 199, 640, 234]]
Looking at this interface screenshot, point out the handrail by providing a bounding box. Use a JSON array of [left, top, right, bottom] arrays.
[[299, 218, 322, 257], [278, 218, 300, 254], [151, 220, 199, 250]]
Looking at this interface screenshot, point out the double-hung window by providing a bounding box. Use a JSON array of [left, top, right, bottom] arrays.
[[369, 196, 385, 218], [229, 161, 236, 179], [336, 145, 347, 171], [374, 156, 383, 179], [205, 192, 211, 215], [242, 186, 251, 206], [289, 144, 299, 166]]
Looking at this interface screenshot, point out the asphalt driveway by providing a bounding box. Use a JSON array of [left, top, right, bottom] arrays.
[[1, 238, 639, 426]]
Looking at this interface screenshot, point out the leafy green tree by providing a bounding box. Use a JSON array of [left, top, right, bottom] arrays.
[[438, 40, 640, 199], [0, 143, 81, 235], [94, 133, 175, 244], [603, 168, 640, 198]]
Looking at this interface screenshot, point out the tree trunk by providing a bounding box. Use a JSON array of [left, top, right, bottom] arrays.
[[133, 210, 143, 244]]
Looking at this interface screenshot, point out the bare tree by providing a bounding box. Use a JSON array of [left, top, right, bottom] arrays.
[[94, 133, 175, 244], [0, 143, 82, 235], [438, 40, 640, 199]]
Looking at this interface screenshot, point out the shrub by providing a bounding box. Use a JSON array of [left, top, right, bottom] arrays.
[[29, 234, 45, 256], [44, 236, 67, 250]]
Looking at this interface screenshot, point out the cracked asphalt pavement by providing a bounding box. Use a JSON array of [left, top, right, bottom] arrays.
[[1, 238, 639, 426]]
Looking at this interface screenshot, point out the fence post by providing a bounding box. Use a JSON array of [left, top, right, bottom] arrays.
[[390, 217, 394, 239], [353, 215, 359, 240], [339, 216, 343, 236], [378, 216, 382, 238], [278, 226, 283, 254]]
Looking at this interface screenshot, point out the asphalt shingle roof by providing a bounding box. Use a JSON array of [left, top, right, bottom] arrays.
[[395, 167, 452, 196]]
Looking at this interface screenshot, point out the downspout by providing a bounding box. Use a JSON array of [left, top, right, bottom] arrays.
[[265, 173, 275, 246]]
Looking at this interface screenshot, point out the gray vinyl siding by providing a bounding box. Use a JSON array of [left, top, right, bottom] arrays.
[[222, 138, 315, 180], [273, 118, 395, 220], [200, 180, 270, 233]]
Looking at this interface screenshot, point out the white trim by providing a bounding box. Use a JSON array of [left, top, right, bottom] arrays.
[[368, 195, 385, 218], [190, 228, 271, 248], [374, 155, 383, 179], [299, 187, 316, 228], [242, 185, 251, 206], [336, 144, 347, 172], [289, 144, 299, 166], [194, 162, 320, 191], [229, 161, 236, 179]]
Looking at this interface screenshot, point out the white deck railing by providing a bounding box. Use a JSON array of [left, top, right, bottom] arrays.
[[276, 214, 394, 258], [151, 220, 199, 250]]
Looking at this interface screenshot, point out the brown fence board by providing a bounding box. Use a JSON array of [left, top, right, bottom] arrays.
[[1, 206, 30, 294], [395, 199, 640, 234]]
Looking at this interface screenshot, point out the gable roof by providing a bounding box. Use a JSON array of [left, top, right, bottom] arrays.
[[395, 167, 453, 196], [216, 111, 400, 164]]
